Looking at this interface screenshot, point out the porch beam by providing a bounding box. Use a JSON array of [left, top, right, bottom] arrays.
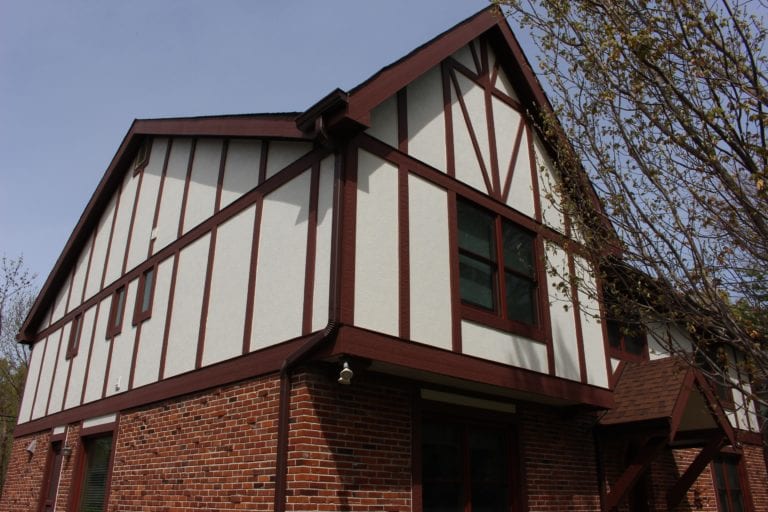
[[604, 436, 667, 511], [666, 435, 725, 509]]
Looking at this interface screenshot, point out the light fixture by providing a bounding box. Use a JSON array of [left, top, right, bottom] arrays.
[[25, 440, 36, 456], [338, 360, 354, 385]]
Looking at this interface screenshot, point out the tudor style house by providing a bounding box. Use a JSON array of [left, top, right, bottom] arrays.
[[2, 8, 767, 512]]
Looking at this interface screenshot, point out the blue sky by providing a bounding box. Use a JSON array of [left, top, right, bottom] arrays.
[[1, 0, 535, 286]]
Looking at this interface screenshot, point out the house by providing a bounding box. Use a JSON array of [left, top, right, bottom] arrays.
[[2, 7, 767, 512]]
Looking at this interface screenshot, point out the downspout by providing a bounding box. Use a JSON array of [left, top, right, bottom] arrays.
[[274, 137, 346, 512], [593, 424, 607, 512]]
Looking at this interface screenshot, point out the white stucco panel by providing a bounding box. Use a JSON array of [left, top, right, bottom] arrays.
[[103, 167, 139, 286], [451, 41, 478, 74], [202, 205, 255, 366], [106, 279, 138, 396], [82, 297, 112, 404], [461, 320, 549, 373], [66, 242, 90, 313], [312, 157, 335, 332], [367, 96, 398, 149], [84, 194, 117, 299], [126, 137, 168, 271], [131, 256, 173, 389], [18, 337, 47, 423], [182, 138, 222, 234], [408, 174, 452, 349], [354, 151, 399, 337], [64, 304, 97, 409], [50, 274, 71, 326], [456, 73, 491, 176], [220, 139, 262, 209], [250, 170, 311, 350], [153, 138, 193, 254], [546, 242, 581, 382], [45, 322, 72, 415], [452, 80, 488, 194], [164, 234, 210, 378], [534, 134, 565, 234], [31, 330, 60, 420], [407, 66, 447, 172], [265, 141, 312, 180], [574, 256, 609, 388]]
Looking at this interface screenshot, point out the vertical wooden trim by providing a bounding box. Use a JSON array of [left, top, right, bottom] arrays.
[[213, 139, 229, 214], [80, 302, 101, 406], [101, 329, 116, 399], [148, 138, 173, 257], [527, 124, 543, 223], [449, 69, 494, 195], [242, 198, 264, 355], [501, 122, 525, 203], [539, 238, 556, 375], [80, 233, 97, 304], [44, 329, 65, 416], [258, 140, 269, 185], [328, 152, 343, 322], [447, 191, 462, 353], [468, 39, 482, 75], [195, 228, 218, 369], [479, 37, 489, 76], [100, 182, 123, 290], [121, 166, 145, 275], [441, 62, 456, 178], [338, 143, 358, 325], [568, 253, 588, 384], [178, 138, 198, 237], [127, 319, 143, 391], [302, 162, 321, 335], [397, 90, 410, 340], [398, 164, 410, 340], [158, 252, 180, 380]]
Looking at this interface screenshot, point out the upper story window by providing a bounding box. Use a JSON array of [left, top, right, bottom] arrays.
[[606, 320, 647, 361], [457, 198, 540, 338], [133, 266, 155, 325], [106, 286, 126, 338], [66, 313, 83, 359]]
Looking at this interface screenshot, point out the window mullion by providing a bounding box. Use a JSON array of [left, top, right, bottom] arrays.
[[494, 216, 507, 319]]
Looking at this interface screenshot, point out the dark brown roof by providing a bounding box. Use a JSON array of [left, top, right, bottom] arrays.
[[600, 358, 691, 426]]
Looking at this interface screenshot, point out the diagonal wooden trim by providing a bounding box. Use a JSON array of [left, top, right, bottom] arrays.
[[195, 227, 218, 369], [490, 60, 500, 89], [127, 318, 143, 391], [242, 198, 263, 355], [177, 138, 197, 237], [29, 334, 51, 421], [667, 434, 725, 509], [148, 138, 173, 257], [526, 123, 543, 223], [121, 164, 145, 275], [483, 66, 502, 197], [213, 139, 229, 214], [80, 302, 101, 406], [449, 67, 494, 196], [479, 37, 489, 78], [604, 436, 667, 510], [692, 372, 737, 446], [302, 162, 321, 335], [501, 122, 525, 202], [258, 140, 269, 185], [158, 252, 179, 380], [469, 39, 482, 75]]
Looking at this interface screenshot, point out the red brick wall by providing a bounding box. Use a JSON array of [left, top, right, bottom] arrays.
[[0, 431, 49, 511], [743, 443, 768, 512], [106, 374, 281, 511], [517, 403, 602, 511], [285, 371, 412, 512]]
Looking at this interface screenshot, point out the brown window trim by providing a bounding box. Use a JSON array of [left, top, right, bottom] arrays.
[[68, 426, 117, 512], [606, 320, 648, 363], [66, 313, 83, 360], [456, 196, 547, 343], [106, 286, 126, 339], [132, 265, 156, 326]]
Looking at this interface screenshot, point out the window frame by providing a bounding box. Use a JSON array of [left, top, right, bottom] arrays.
[[132, 266, 156, 326], [105, 286, 126, 339], [711, 455, 750, 512], [456, 197, 546, 342], [37, 440, 64, 512], [66, 312, 84, 360], [606, 319, 648, 362], [69, 428, 116, 512]]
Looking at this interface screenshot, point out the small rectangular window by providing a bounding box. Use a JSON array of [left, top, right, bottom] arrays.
[[133, 267, 155, 325], [712, 456, 745, 512], [66, 313, 83, 359], [106, 287, 126, 338], [75, 434, 114, 512], [606, 320, 647, 361]]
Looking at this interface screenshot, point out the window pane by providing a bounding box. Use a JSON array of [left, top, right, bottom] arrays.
[[458, 200, 495, 260], [422, 423, 462, 512], [460, 254, 495, 310], [79, 435, 113, 512], [423, 484, 462, 512], [470, 429, 509, 512], [141, 269, 154, 313], [114, 289, 125, 328], [502, 221, 534, 277], [505, 273, 536, 325], [625, 332, 645, 355], [717, 491, 730, 512]]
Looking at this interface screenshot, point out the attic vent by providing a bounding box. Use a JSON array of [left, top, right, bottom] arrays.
[[132, 139, 151, 176]]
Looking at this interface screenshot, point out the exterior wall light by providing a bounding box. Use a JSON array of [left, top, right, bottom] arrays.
[[338, 360, 354, 385]]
